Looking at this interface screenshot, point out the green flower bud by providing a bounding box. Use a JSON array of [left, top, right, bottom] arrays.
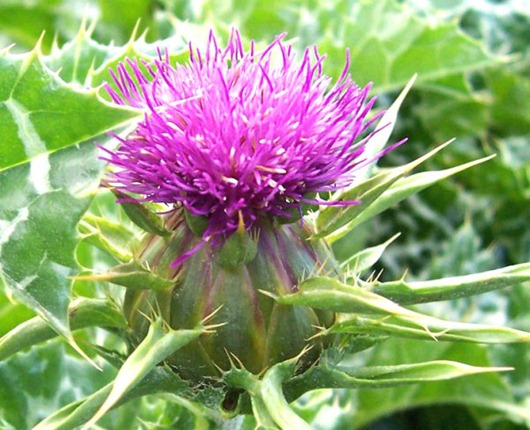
[[123, 212, 337, 384]]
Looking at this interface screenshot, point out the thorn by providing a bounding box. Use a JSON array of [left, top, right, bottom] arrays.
[[34, 31, 46, 54], [223, 350, 245, 372], [51, 33, 60, 53], [293, 345, 314, 372], [137, 307, 155, 325], [399, 268, 409, 282], [127, 19, 142, 48], [229, 351, 245, 369], [67, 337, 102, 371], [286, 344, 313, 374], [307, 325, 327, 341], [425, 325, 450, 341], [257, 289, 278, 300], [373, 268, 384, 285], [212, 360, 225, 375], [68, 273, 111, 281], [0, 44, 15, 55], [202, 322, 227, 333], [237, 210, 245, 235], [201, 305, 223, 325], [86, 16, 97, 38]]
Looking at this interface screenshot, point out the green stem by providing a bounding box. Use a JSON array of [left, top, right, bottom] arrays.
[[223, 358, 311, 430]]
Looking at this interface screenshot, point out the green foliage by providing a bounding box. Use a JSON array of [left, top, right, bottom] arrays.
[[0, 341, 117, 429], [0, 143, 102, 345], [0, 298, 126, 362], [293, 341, 530, 430], [0, 0, 529, 429], [82, 318, 209, 428], [0, 46, 136, 171]]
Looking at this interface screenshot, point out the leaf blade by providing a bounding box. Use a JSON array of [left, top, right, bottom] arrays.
[[0, 46, 137, 172], [82, 319, 211, 429]]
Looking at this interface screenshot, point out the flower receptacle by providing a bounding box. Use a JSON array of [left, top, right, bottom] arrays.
[[123, 219, 337, 385]]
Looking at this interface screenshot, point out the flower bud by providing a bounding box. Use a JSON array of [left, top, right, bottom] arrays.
[[123, 213, 336, 383], [103, 28, 385, 387]]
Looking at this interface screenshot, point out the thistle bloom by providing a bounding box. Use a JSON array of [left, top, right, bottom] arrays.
[[103, 30, 391, 384], [102, 30, 382, 250]]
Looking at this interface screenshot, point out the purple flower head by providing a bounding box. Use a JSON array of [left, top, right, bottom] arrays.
[[102, 30, 383, 246]]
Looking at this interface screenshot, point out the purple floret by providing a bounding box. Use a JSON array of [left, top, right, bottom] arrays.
[[102, 29, 384, 243]]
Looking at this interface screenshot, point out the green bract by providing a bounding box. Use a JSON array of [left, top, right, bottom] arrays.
[[124, 215, 336, 384]]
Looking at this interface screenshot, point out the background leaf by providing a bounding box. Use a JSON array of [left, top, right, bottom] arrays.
[[0, 0, 529, 428], [0, 46, 136, 171], [0, 28, 140, 346], [0, 142, 104, 341], [0, 341, 115, 429]]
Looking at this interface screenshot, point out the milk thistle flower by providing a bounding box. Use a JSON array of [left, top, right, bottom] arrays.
[[102, 29, 385, 253], [102, 29, 393, 392]]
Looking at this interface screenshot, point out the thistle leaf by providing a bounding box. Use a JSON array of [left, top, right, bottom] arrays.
[[45, 18, 128, 86], [372, 262, 530, 305], [284, 360, 512, 400], [74, 260, 175, 291], [0, 298, 126, 362], [115, 200, 171, 237], [0, 142, 103, 362], [33, 366, 190, 430], [315, 139, 454, 238], [35, 382, 113, 430], [77, 213, 137, 263], [0, 341, 115, 430], [327, 154, 496, 243], [355, 74, 416, 180], [0, 44, 137, 172], [81, 318, 211, 429], [273, 276, 422, 316], [224, 355, 311, 430], [330, 313, 530, 344], [340, 233, 400, 273], [273, 276, 530, 343], [259, 357, 312, 430], [0, 39, 138, 360]]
